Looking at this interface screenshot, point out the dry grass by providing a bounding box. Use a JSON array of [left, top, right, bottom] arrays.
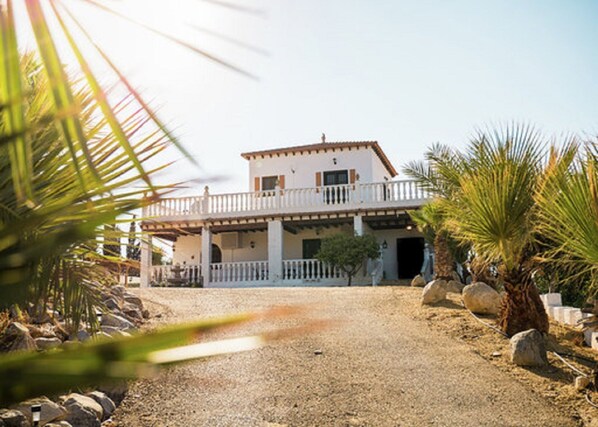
[[415, 292, 598, 426]]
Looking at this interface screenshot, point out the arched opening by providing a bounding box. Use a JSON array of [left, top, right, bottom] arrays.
[[211, 244, 222, 263]]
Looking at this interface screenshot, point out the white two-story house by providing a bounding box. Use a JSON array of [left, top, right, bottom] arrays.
[[139, 138, 431, 287]]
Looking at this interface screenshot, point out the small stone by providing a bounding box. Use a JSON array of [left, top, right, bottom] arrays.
[[142, 309, 150, 319], [62, 393, 103, 427], [491, 351, 501, 357], [314, 349, 323, 355], [123, 294, 143, 309], [34, 336, 62, 350], [45, 422, 73, 427], [101, 326, 132, 338], [1, 322, 36, 353], [410, 275, 426, 287], [76, 329, 91, 342], [110, 286, 126, 298], [422, 280, 447, 305], [103, 297, 121, 311], [16, 397, 66, 426], [510, 329, 548, 366], [575, 376, 590, 391], [0, 409, 29, 427], [100, 313, 135, 330]]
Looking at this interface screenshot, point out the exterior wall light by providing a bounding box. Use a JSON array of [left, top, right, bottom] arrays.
[[406, 225, 413, 230], [333, 157, 337, 165], [382, 240, 388, 249], [250, 241, 255, 249], [32, 404, 41, 426]]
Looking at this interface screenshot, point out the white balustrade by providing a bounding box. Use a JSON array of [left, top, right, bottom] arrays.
[[143, 180, 430, 219], [210, 261, 269, 283], [282, 259, 347, 281]]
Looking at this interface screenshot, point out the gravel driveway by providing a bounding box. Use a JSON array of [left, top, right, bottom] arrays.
[[113, 287, 577, 427]]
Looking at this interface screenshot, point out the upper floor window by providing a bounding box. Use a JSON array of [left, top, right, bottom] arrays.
[[261, 176, 278, 191], [323, 170, 348, 186]]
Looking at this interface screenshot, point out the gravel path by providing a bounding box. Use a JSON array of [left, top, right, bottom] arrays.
[[114, 287, 577, 427]]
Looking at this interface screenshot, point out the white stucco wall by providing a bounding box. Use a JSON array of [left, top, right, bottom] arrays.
[[247, 146, 390, 191], [172, 225, 425, 282], [173, 232, 270, 265]]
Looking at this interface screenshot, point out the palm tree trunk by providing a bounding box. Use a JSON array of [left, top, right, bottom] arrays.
[[434, 231, 454, 281], [499, 278, 549, 337]]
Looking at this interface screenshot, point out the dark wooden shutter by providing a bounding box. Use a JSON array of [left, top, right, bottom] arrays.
[[349, 169, 356, 184], [278, 175, 285, 189], [315, 172, 322, 193], [254, 176, 260, 192]]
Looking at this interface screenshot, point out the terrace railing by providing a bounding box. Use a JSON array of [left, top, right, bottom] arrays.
[[144, 180, 429, 219], [150, 264, 201, 285], [210, 260, 269, 284]]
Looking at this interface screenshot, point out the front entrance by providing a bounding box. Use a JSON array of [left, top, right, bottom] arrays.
[[396, 238, 424, 279]]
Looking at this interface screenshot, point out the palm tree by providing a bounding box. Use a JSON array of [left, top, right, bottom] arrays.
[[445, 125, 548, 336], [404, 144, 465, 281], [409, 200, 455, 281], [535, 141, 598, 301]]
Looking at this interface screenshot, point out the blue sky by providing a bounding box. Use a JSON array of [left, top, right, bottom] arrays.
[[63, 0, 598, 193]]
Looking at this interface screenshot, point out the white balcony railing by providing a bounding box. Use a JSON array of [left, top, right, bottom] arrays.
[[144, 180, 429, 219]]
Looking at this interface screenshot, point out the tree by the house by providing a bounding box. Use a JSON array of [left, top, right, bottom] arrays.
[[126, 217, 141, 276], [316, 233, 380, 286], [102, 224, 122, 258]]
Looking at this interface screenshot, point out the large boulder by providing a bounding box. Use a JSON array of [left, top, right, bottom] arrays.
[[411, 275, 426, 287], [510, 329, 548, 366], [62, 394, 102, 427], [0, 409, 29, 427], [445, 280, 465, 294], [1, 323, 36, 353], [100, 313, 135, 331], [462, 282, 501, 315], [34, 337, 62, 351], [85, 392, 115, 421], [15, 397, 66, 426], [422, 280, 447, 305]]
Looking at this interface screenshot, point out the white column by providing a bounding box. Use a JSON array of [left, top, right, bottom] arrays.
[[140, 233, 152, 288], [353, 214, 364, 236], [268, 220, 283, 283], [201, 226, 212, 287]]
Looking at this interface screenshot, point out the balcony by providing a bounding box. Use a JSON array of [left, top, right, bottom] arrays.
[[143, 180, 430, 222]]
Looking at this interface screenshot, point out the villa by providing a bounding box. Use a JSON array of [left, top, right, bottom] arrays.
[[139, 136, 431, 287]]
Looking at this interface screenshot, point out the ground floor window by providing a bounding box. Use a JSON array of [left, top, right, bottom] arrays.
[[302, 239, 321, 259]]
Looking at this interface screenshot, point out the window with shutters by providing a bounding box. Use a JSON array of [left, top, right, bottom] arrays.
[[261, 176, 278, 191], [323, 170, 349, 204]]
